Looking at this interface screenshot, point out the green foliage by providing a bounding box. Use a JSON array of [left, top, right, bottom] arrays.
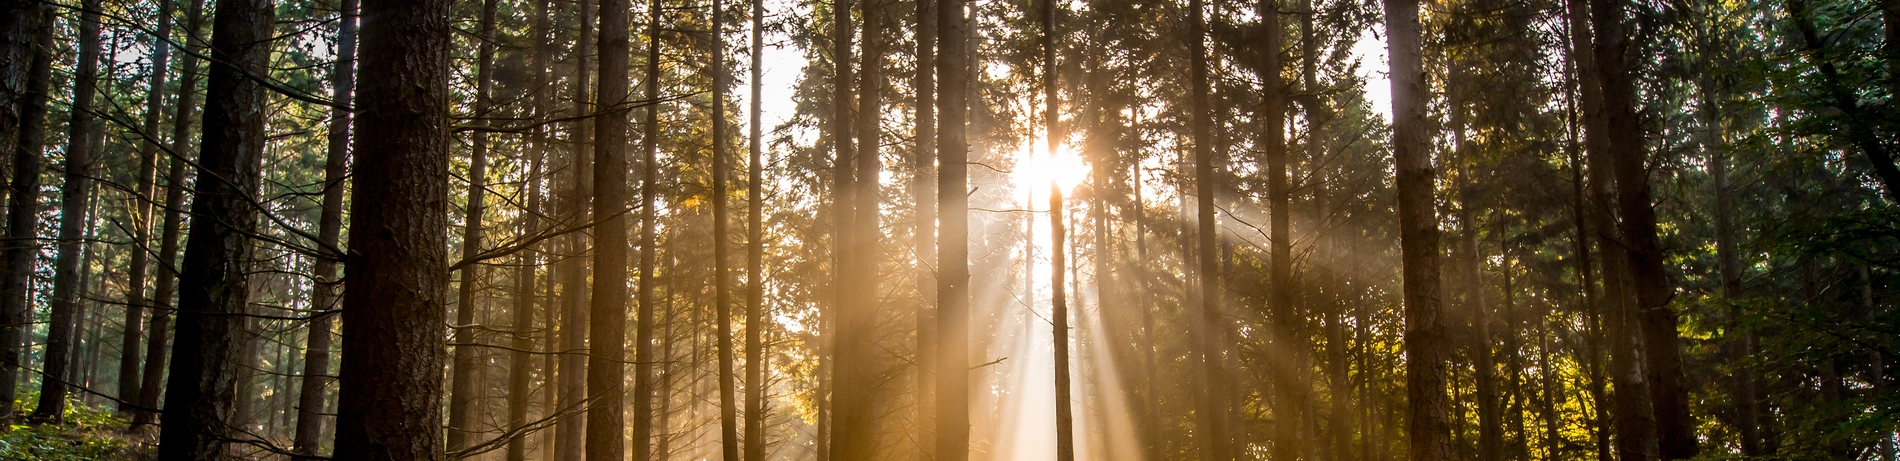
[[0, 392, 143, 461]]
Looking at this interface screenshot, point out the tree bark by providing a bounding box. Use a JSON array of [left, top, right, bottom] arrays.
[[1587, 0, 1696, 457], [448, 0, 501, 452], [557, 1, 596, 458], [120, 0, 178, 414], [1039, 0, 1075, 458], [633, 0, 663, 456], [587, 0, 632, 456], [934, 0, 971, 458], [1187, 0, 1235, 457], [155, 0, 275, 455], [912, 0, 938, 455], [0, 0, 48, 422], [137, 0, 209, 430], [1382, 0, 1453, 457], [745, 0, 768, 456], [711, 1, 742, 459], [293, 0, 353, 455], [30, 0, 103, 422], [332, 0, 452, 458], [823, 0, 856, 456], [509, 4, 550, 461], [836, 0, 886, 456]]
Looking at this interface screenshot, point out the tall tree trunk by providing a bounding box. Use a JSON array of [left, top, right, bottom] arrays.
[[332, 0, 452, 458], [155, 0, 276, 455], [0, 1, 47, 420], [448, 0, 501, 451], [934, 0, 971, 458], [744, 0, 768, 456], [137, 0, 209, 429], [1588, 0, 1696, 457], [509, 3, 551, 461], [30, 0, 103, 422], [290, 0, 352, 455], [824, 0, 857, 456], [1259, 0, 1305, 456], [1187, 0, 1234, 457], [120, 0, 178, 414], [1039, 0, 1075, 457], [633, 0, 664, 456], [588, 0, 632, 456], [558, 1, 597, 457], [711, 0, 742, 459], [1383, 0, 1453, 457], [911, 0, 938, 455]]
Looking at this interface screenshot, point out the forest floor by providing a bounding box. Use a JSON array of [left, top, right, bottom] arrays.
[[0, 393, 147, 460]]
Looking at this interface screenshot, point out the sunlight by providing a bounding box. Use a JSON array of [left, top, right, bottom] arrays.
[[1011, 139, 1091, 198]]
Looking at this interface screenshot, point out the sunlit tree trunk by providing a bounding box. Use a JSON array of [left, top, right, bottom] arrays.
[[31, 0, 103, 421], [1040, 0, 1075, 458], [711, 0, 743, 459], [448, 0, 500, 451], [934, 0, 971, 458], [585, 0, 632, 458], [558, 0, 596, 457], [507, 3, 550, 460], [1382, 0, 1452, 457], [744, 0, 768, 457], [156, 0, 275, 454], [836, 0, 886, 455], [633, 0, 664, 456], [911, 0, 938, 454], [823, 0, 857, 456], [332, 0, 451, 458], [1187, 0, 1234, 457]]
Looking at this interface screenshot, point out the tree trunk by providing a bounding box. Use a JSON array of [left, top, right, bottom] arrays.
[[710, 1, 742, 459], [293, 0, 353, 454], [745, 0, 768, 456], [1038, 0, 1075, 457], [509, 4, 550, 461], [29, 0, 102, 422], [633, 0, 663, 455], [137, 0, 209, 430], [824, 0, 856, 456], [120, 0, 178, 414], [587, 0, 632, 456], [1187, 0, 1235, 457], [0, 1, 48, 421], [448, 0, 500, 452], [332, 0, 451, 458], [557, 1, 596, 458], [934, 0, 970, 457], [1383, 0, 1453, 457], [155, 0, 275, 455], [1588, 0, 1696, 457], [911, 0, 938, 455]]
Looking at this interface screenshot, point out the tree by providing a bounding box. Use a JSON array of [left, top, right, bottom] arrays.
[[712, 0, 742, 459], [447, 0, 501, 451], [156, 0, 276, 455], [1187, 0, 1235, 456], [1383, 0, 1453, 459], [934, 0, 970, 458], [744, 0, 769, 457], [1040, 0, 1075, 458], [0, 1, 48, 420], [294, 0, 355, 454], [633, 0, 665, 457], [137, 0, 209, 430], [1589, 0, 1695, 457], [29, 0, 102, 422], [120, 0, 177, 414], [587, 0, 632, 456], [332, 0, 452, 458]]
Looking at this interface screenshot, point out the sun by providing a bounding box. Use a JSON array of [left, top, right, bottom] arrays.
[[1011, 140, 1090, 198]]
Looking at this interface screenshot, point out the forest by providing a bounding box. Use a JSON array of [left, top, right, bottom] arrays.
[[0, 0, 1890, 458]]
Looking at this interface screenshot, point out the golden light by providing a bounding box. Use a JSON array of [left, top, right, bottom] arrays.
[[1011, 140, 1090, 197]]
